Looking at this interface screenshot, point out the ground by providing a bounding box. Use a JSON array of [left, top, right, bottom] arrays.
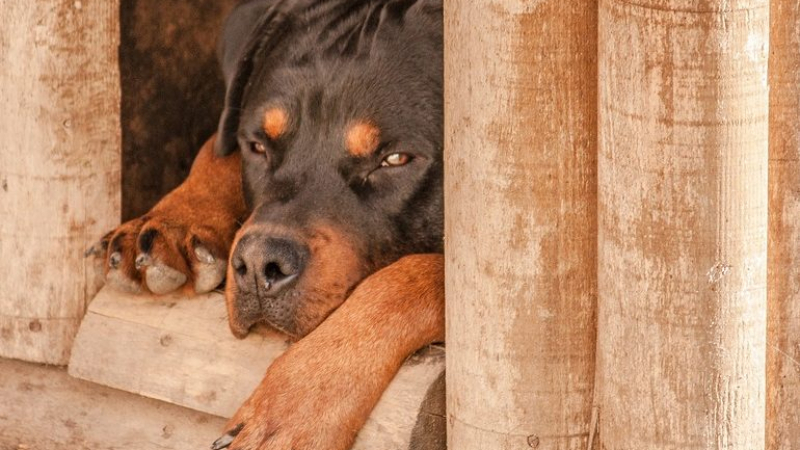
[[0, 358, 225, 450]]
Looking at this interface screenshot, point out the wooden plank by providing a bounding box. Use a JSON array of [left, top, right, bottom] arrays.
[[0, 357, 226, 450], [0, 0, 121, 365], [69, 287, 445, 450]]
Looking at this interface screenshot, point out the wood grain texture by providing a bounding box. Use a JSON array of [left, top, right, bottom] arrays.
[[68, 287, 445, 450], [445, 1, 598, 449], [597, 1, 769, 448], [0, 0, 121, 365], [767, 0, 800, 447], [0, 358, 226, 450]]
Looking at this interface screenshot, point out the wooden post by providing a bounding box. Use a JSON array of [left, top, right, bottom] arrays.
[[768, 0, 800, 446], [0, 1, 121, 365], [597, 0, 769, 448], [445, 1, 598, 448]]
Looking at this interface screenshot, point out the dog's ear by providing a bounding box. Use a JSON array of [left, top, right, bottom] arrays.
[[215, 2, 293, 156]]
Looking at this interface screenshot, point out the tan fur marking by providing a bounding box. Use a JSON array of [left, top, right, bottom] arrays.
[[263, 108, 289, 140], [346, 121, 381, 157]]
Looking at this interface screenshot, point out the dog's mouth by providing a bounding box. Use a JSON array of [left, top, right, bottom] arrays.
[[226, 281, 359, 340], [240, 316, 299, 341], [225, 280, 297, 339]]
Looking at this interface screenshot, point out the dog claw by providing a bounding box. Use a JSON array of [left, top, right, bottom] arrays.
[[193, 246, 226, 293], [135, 253, 152, 270], [194, 260, 227, 293], [212, 424, 243, 450], [191, 244, 225, 293], [211, 433, 235, 450], [194, 245, 216, 264], [85, 242, 105, 258], [109, 252, 122, 269], [145, 263, 187, 295], [86, 234, 111, 258]]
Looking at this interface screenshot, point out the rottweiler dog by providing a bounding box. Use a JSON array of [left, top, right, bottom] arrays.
[[90, 1, 444, 448]]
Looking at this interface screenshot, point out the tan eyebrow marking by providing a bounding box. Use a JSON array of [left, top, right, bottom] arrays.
[[263, 107, 289, 140], [345, 121, 381, 157]]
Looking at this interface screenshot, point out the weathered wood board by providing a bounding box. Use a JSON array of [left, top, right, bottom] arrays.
[[0, 357, 226, 450], [68, 287, 445, 450]]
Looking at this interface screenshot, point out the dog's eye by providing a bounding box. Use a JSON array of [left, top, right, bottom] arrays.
[[381, 153, 411, 167], [250, 142, 267, 154]]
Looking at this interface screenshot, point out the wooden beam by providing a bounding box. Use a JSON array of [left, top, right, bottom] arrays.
[[69, 287, 445, 450], [0, 358, 226, 450], [0, 1, 121, 364], [597, 0, 769, 448], [445, 1, 598, 448], [768, 0, 800, 446]]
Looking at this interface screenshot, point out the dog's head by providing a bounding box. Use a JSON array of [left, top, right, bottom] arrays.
[[215, 0, 443, 339]]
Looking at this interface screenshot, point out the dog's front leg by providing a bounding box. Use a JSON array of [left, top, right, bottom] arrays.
[[214, 254, 445, 450]]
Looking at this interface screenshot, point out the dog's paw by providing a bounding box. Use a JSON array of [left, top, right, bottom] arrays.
[[213, 392, 324, 450], [211, 350, 361, 450], [87, 215, 229, 295], [87, 136, 244, 297], [214, 406, 333, 450]]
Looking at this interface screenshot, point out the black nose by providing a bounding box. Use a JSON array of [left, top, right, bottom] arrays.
[[232, 235, 307, 296]]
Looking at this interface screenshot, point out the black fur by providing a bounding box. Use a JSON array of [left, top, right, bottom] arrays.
[[220, 0, 443, 331]]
